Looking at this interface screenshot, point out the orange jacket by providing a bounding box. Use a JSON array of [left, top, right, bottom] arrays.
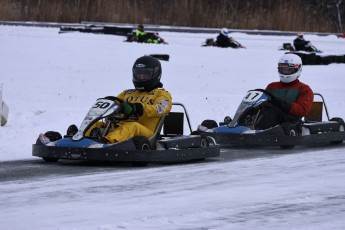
[[266, 80, 314, 117]]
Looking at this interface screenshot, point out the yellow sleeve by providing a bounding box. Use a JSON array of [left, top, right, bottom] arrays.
[[142, 89, 172, 118], [116, 90, 126, 101]]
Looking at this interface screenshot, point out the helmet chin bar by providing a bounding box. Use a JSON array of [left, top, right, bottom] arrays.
[[136, 86, 145, 91], [279, 73, 300, 83]]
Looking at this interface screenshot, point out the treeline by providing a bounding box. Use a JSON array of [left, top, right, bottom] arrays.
[[0, 0, 344, 33]]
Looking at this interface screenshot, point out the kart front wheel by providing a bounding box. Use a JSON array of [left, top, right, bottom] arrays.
[[40, 131, 62, 162]]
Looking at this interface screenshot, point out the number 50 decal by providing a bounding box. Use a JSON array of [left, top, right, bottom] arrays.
[[93, 101, 111, 109]]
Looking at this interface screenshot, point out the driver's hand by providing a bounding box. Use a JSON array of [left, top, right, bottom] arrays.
[[121, 102, 144, 116], [121, 102, 134, 115], [270, 96, 291, 113]]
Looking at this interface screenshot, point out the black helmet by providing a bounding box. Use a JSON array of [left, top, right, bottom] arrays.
[[132, 56, 162, 92]]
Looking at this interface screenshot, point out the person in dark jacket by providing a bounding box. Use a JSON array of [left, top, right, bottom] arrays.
[[255, 53, 314, 129], [216, 28, 245, 48], [293, 32, 316, 52]]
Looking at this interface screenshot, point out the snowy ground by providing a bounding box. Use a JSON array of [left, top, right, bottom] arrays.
[[1, 25, 345, 230]]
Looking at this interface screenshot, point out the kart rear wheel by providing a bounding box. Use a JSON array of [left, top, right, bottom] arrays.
[[132, 136, 151, 166], [330, 117, 345, 145], [280, 126, 297, 149]]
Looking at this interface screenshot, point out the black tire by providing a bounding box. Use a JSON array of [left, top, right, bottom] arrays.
[[41, 131, 62, 162], [330, 117, 345, 126], [280, 125, 297, 149], [35, 131, 62, 145], [42, 157, 59, 162], [45, 131, 62, 141], [132, 136, 151, 166], [201, 120, 218, 129], [330, 117, 345, 145], [35, 138, 44, 145], [200, 134, 210, 148], [66, 124, 78, 136]]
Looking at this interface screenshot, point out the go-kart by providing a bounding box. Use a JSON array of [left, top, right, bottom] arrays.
[[32, 97, 220, 166], [201, 38, 245, 48], [125, 32, 168, 44], [280, 41, 322, 53], [198, 89, 345, 149]]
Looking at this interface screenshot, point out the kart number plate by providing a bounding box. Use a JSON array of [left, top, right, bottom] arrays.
[[243, 91, 264, 103]]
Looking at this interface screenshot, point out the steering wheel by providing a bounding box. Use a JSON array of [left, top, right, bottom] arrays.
[[104, 96, 124, 104], [103, 96, 132, 120]]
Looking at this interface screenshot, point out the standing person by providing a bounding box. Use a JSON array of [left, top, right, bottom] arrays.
[[83, 56, 172, 143], [216, 28, 245, 48], [256, 53, 314, 129]]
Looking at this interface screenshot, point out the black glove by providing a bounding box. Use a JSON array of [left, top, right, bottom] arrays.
[[121, 102, 144, 116], [270, 96, 292, 113]]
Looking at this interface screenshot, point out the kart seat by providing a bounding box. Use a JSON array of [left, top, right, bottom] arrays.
[[304, 101, 323, 122], [149, 112, 184, 149], [148, 112, 184, 148], [148, 114, 167, 149], [163, 112, 184, 136]]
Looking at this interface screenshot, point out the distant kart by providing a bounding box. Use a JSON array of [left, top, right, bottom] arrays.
[[32, 97, 220, 166], [279, 41, 322, 53], [125, 32, 168, 44], [198, 89, 345, 149], [201, 38, 246, 48]]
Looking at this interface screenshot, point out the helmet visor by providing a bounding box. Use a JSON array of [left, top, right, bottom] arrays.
[[133, 68, 154, 82], [278, 63, 300, 75]]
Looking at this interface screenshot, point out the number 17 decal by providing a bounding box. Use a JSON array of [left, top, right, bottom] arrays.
[[243, 91, 263, 102]]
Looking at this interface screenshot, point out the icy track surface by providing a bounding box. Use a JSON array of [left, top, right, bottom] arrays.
[[1, 25, 345, 229]]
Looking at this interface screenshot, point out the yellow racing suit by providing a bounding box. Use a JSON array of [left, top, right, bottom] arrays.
[[88, 88, 172, 143]]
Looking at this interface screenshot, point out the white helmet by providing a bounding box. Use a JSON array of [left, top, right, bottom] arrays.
[[278, 53, 302, 83], [221, 28, 229, 36]]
